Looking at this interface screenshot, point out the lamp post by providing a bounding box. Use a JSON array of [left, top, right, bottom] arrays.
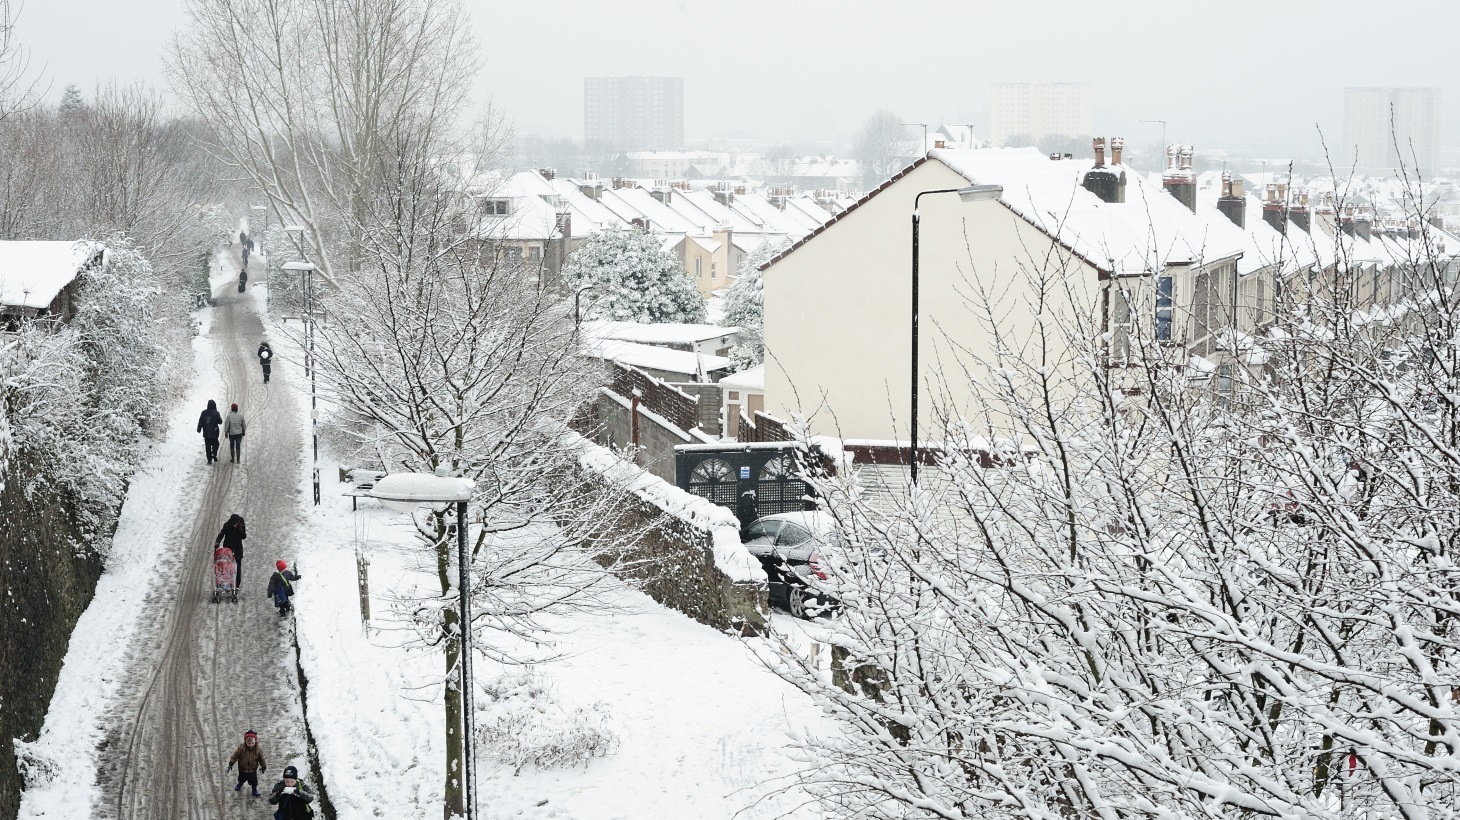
[[367, 471, 477, 820], [282, 259, 320, 505], [1139, 119, 1167, 169], [251, 205, 268, 306], [573, 283, 600, 328], [909, 184, 1003, 484]]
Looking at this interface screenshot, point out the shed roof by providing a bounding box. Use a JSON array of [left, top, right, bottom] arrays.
[[0, 240, 102, 310]]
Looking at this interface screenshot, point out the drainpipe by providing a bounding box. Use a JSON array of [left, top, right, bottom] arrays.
[[631, 388, 642, 464]]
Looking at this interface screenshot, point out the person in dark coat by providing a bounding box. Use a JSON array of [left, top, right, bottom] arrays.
[[197, 400, 223, 464], [267, 765, 314, 819], [257, 341, 273, 384], [737, 490, 758, 541], [239, 230, 247, 246], [266, 560, 301, 616], [214, 514, 247, 587], [225, 403, 247, 463]]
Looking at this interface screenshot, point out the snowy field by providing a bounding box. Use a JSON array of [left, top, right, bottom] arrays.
[[271, 326, 832, 819]]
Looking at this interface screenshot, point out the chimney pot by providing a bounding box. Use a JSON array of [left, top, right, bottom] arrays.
[[1092, 137, 1106, 168], [1110, 136, 1124, 165]]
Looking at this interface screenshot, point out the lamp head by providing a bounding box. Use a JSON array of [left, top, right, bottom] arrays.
[[958, 184, 1003, 203]]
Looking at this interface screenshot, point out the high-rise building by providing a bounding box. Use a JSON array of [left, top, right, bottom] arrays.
[[989, 83, 1093, 148], [1344, 87, 1440, 175], [584, 76, 684, 153]]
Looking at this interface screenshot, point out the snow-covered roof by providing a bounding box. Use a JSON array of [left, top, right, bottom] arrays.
[[583, 320, 738, 346], [931, 148, 1249, 276], [583, 338, 732, 376], [0, 240, 102, 310], [718, 363, 764, 391]]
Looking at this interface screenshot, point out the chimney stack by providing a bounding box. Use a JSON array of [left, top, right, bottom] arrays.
[[1083, 136, 1125, 204], [1339, 205, 1356, 236], [1288, 188, 1311, 233], [1110, 136, 1124, 165], [1262, 183, 1288, 233], [539, 168, 556, 181], [1161, 144, 1197, 213], [1216, 170, 1245, 229]]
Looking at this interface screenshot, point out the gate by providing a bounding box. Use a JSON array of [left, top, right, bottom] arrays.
[[675, 443, 821, 531]]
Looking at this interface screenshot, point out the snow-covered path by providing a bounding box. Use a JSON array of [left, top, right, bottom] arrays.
[[96, 246, 310, 820]]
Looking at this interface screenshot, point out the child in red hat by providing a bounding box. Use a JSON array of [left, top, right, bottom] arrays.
[[227, 729, 267, 796]]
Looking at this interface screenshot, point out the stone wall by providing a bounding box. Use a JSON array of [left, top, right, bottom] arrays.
[[0, 455, 105, 820], [571, 436, 766, 636]]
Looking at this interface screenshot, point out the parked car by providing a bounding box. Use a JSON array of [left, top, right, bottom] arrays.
[[742, 511, 844, 619]]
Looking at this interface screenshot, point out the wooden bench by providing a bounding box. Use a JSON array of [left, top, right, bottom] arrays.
[[341, 468, 389, 511]]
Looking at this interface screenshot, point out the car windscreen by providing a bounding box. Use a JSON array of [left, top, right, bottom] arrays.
[[776, 523, 812, 546], [746, 520, 782, 541]]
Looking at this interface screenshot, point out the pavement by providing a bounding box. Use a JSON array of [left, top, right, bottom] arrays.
[[96, 244, 312, 820]]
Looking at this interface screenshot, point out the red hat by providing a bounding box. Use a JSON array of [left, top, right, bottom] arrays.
[[244, 730, 257, 740], [276, 559, 288, 571], [231, 403, 238, 411]]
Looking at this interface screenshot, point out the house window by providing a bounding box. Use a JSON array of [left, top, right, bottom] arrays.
[[711, 261, 718, 279], [527, 245, 541, 262], [1155, 275, 1174, 341], [695, 258, 703, 278], [480, 199, 510, 216]]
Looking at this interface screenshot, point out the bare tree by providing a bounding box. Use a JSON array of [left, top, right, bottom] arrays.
[[854, 109, 915, 189], [169, 0, 490, 288], [0, 0, 41, 120], [762, 182, 1460, 818]]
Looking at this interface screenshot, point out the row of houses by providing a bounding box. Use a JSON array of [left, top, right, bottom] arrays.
[[472, 169, 853, 294], [755, 139, 1460, 446]]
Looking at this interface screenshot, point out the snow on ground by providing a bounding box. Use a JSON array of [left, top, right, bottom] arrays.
[[16, 259, 230, 819], [273, 334, 830, 819]]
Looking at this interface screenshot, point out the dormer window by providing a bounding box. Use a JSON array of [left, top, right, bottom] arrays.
[[480, 198, 510, 216]]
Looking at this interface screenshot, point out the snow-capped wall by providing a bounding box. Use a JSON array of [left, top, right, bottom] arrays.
[[569, 434, 767, 636]]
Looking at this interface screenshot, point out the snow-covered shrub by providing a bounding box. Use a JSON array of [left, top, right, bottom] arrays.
[[0, 239, 169, 544], [476, 671, 617, 774], [561, 226, 706, 324]]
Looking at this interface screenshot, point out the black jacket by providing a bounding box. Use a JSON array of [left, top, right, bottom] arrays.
[[197, 400, 223, 440], [258, 343, 273, 363], [215, 515, 246, 552], [267, 780, 314, 818]]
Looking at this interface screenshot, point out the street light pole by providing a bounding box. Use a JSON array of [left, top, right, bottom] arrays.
[[367, 472, 477, 820], [573, 283, 600, 328], [283, 259, 320, 505], [909, 184, 1004, 484]]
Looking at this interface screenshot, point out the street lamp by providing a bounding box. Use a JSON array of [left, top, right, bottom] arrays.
[[910, 183, 1003, 484], [282, 259, 320, 505], [573, 283, 600, 328], [367, 470, 477, 820], [251, 205, 268, 306]]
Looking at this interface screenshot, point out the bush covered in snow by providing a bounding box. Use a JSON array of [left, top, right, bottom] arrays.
[[0, 239, 170, 544], [476, 671, 618, 774], [562, 226, 706, 324]]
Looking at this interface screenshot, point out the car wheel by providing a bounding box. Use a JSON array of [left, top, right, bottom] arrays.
[[788, 585, 810, 619]]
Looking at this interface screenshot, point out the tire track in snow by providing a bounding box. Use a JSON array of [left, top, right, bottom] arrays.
[[99, 246, 309, 820]]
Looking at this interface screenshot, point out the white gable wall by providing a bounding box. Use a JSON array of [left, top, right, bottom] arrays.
[[762, 159, 1102, 442]]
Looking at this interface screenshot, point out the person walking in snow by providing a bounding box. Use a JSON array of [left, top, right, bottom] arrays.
[[227, 729, 267, 796], [266, 559, 301, 616], [197, 399, 223, 464], [214, 514, 247, 588], [267, 765, 314, 819], [258, 341, 273, 384], [225, 403, 247, 464]]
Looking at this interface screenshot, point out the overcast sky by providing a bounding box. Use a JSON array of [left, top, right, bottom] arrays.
[[19, 0, 1458, 159]]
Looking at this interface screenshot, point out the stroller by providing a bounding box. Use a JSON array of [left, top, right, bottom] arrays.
[[212, 546, 239, 603]]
